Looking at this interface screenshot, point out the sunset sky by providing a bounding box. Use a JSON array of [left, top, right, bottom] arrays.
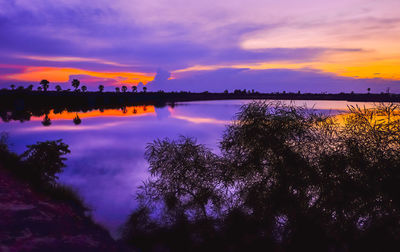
[[0, 0, 399, 92]]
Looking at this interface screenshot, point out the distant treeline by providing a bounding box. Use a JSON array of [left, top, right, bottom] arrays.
[[2, 89, 400, 110], [1, 89, 400, 124]]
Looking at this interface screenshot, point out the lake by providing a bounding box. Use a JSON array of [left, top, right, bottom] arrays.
[[0, 99, 381, 237]]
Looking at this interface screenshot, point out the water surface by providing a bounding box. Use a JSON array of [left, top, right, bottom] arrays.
[[0, 100, 381, 236]]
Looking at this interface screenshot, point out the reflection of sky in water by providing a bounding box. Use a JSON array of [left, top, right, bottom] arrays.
[[0, 100, 382, 237]]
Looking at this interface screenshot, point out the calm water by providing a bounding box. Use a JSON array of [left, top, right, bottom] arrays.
[[0, 100, 380, 236]]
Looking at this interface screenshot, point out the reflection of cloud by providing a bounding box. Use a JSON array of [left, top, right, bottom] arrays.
[[168, 106, 230, 124], [173, 115, 230, 124], [30, 106, 156, 121], [15, 121, 128, 133]]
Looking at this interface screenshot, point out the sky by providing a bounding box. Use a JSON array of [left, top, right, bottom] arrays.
[[0, 0, 399, 92]]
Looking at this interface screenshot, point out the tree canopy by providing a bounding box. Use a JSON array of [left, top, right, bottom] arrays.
[[123, 101, 400, 251]]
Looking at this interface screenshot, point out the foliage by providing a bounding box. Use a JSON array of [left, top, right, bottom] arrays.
[[20, 139, 71, 185], [0, 137, 89, 214], [40, 79, 49, 91], [123, 102, 400, 251], [44, 183, 90, 213], [72, 79, 80, 91]]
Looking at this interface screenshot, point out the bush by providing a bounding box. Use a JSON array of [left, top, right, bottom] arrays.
[[20, 139, 70, 185], [122, 102, 400, 251]]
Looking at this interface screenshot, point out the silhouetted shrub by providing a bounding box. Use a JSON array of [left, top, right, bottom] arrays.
[[122, 102, 400, 251], [0, 138, 89, 214], [20, 139, 70, 186]]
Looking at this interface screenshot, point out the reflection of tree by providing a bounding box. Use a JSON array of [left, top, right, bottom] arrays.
[[143, 106, 147, 112], [133, 108, 137, 114], [73, 114, 82, 125], [122, 107, 127, 114], [41, 114, 52, 126]]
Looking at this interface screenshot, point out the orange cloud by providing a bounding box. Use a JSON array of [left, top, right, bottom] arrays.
[[4, 66, 154, 85]]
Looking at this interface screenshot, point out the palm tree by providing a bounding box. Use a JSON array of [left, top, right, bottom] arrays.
[[72, 79, 80, 91], [122, 86, 127, 93], [115, 87, 120, 93], [367, 88, 371, 94], [143, 86, 147, 93], [55, 85, 62, 92], [98, 85, 104, 92], [81, 85, 87, 92], [132, 86, 137, 93], [10, 84, 15, 90], [40, 79, 49, 91], [37, 86, 42, 91], [27, 84, 34, 91]]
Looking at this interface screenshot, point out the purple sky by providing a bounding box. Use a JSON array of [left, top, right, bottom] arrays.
[[0, 0, 399, 92]]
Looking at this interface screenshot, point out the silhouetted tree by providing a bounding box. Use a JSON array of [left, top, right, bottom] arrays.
[[41, 114, 52, 127], [72, 79, 80, 91], [115, 87, 120, 93], [122, 86, 127, 93], [98, 85, 104, 93], [81, 85, 87, 92], [10, 84, 15, 90], [37, 86, 42, 92], [73, 114, 81, 125], [132, 86, 137, 93], [224, 89, 228, 94], [367, 87, 371, 94], [55, 85, 62, 92], [123, 102, 400, 251], [143, 86, 147, 93], [40, 79, 49, 91], [27, 85, 34, 91]]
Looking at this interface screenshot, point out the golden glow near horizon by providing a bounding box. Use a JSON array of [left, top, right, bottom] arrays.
[[5, 66, 154, 85], [1, 0, 400, 86], [31, 106, 156, 121]]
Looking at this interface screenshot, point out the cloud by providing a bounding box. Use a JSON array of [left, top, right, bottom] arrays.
[[148, 68, 400, 93], [0, 0, 399, 88]]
